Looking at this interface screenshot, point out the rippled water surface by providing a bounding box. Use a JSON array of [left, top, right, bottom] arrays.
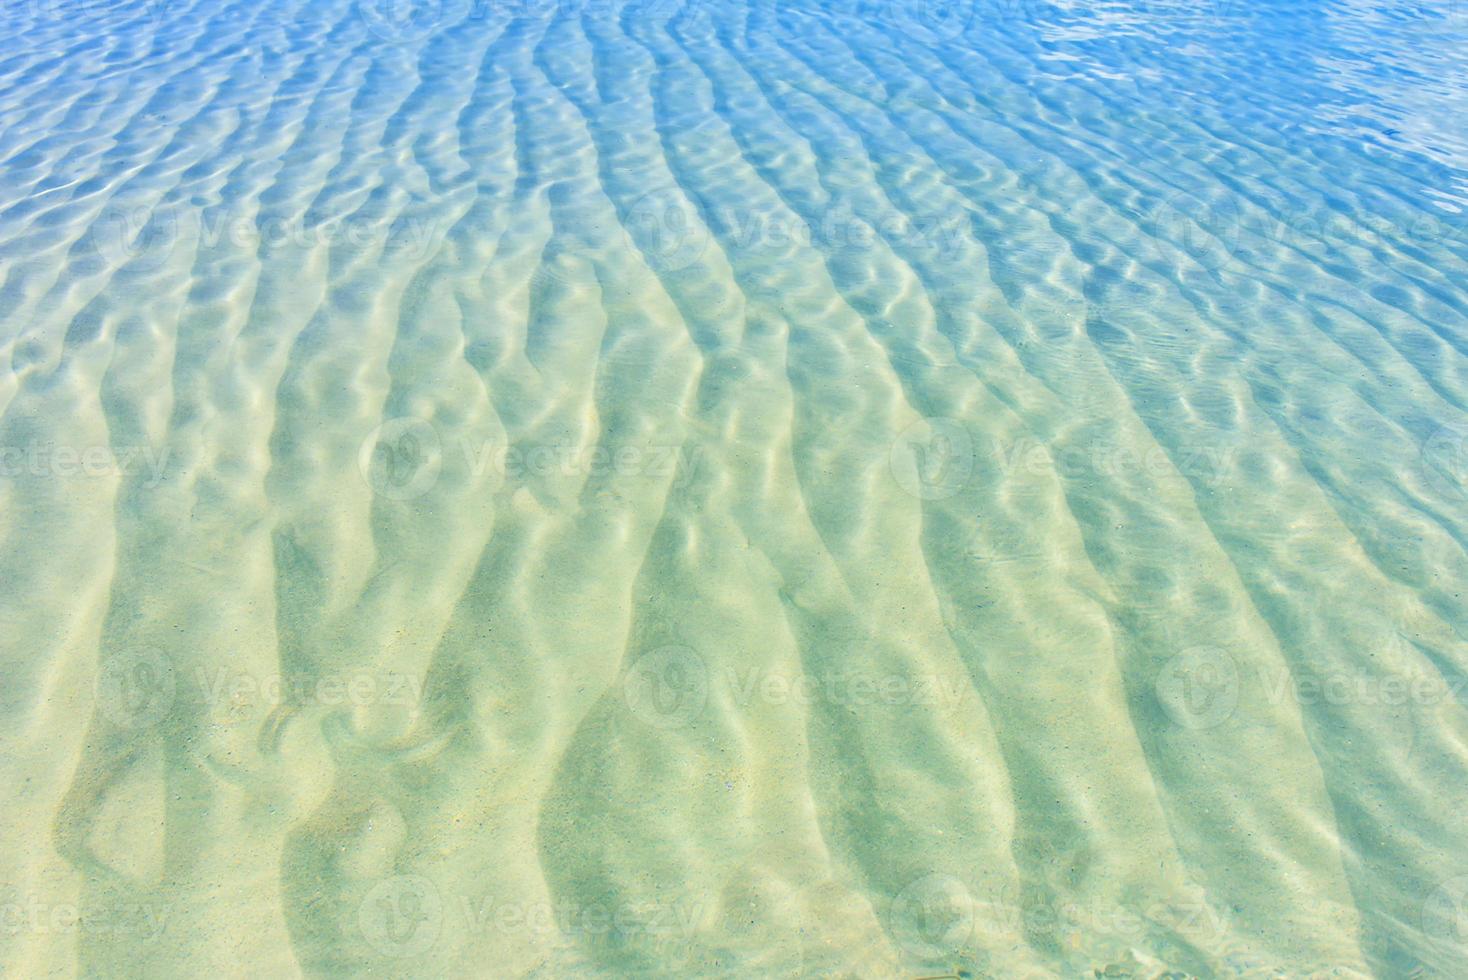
[[2, 0, 1467, 975]]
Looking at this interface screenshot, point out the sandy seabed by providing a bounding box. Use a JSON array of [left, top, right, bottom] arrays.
[[2, 0, 1468, 976]]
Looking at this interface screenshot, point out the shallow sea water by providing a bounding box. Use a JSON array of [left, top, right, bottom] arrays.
[[1, 0, 1467, 976]]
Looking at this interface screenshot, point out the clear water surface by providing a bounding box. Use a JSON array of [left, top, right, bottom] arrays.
[[1, 0, 1466, 976]]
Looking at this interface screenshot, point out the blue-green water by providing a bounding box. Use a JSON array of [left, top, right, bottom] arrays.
[[1, 0, 1466, 976]]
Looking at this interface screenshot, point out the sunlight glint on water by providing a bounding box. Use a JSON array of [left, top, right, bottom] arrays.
[[0, 0, 1466, 976]]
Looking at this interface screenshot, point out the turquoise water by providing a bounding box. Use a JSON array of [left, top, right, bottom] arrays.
[[1, 0, 1467, 976]]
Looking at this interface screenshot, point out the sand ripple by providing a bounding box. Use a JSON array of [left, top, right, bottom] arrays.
[[1, 0, 1467, 975]]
